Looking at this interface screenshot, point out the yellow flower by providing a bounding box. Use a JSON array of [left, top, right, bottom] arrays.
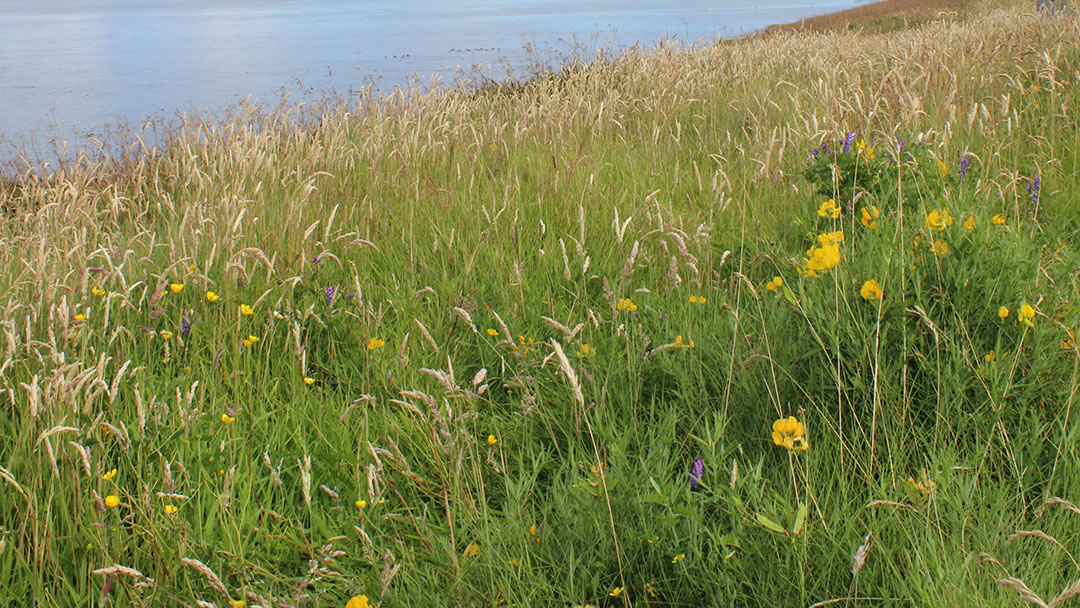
[[1018, 303, 1036, 328], [817, 198, 841, 219], [805, 244, 841, 275], [102, 468, 117, 481], [345, 596, 371, 608], [992, 214, 1006, 225], [104, 495, 120, 509], [933, 240, 949, 257], [355, 500, 367, 509], [486, 328, 499, 336], [367, 337, 385, 350], [688, 295, 706, 304], [160, 331, 173, 340], [164, 504, 178, 515], [771, 416, 808, 452], [963, 216, 976, 231], [860, 280, 883, 301], [817, 230, 844, 247], [925, 209, 954, 230], [74, 313, 87, 322], [610, 587, 624, 598], [672, 553, 686, 564], [577, 343, 591, 358], [169, 283, 184, 294], [487, 434, 497, 446], [616, 298, 638, 312], [240, 304, 255, 316], [674, 335, 684, 349], [91, 286, 106, 297], [272, 310, 286, 319], [937, 158, 949, 176], [860, 206, 880, 229], [463, 543, 480, 557], [766, 276, 783, 292], [304, 377, 315, 386], [206, 291, 220, 303], [230, 601, 246, 608], [998, 306, 1010, 320], [221, 413, 236, 425], [242, 335, 259, 347]]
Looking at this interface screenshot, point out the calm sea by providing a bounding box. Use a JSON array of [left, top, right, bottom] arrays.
[[0, 0, 858, 162]]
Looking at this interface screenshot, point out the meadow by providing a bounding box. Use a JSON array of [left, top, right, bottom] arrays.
[[1, 1, 1079, 606]]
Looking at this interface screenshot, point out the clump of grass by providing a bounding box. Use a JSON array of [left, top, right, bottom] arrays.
[[0, 1, 1078, 606]]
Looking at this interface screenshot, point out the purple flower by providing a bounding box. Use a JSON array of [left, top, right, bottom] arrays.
[[810, 148, 819, 157], [958, 154, 970, 177], [690, 458, 704, 489], [1027, 177, 1040, 203], [843, 132, 855, 155], [897, 138, 905, 152], [312, 255, 321, 265], [346, 292, 357, 301], [326, 286, 335, 303]]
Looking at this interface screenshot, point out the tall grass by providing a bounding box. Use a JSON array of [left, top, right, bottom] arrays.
[[1, 2, 1079, 606]]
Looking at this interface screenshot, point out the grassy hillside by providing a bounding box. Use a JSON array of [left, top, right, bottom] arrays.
[[1, 2, 1079, 606]]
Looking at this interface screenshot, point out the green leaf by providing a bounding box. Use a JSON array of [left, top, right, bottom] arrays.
[[756, 513, 787, 535], [792, 502, 808, 537], [782, 285, 799, 308]]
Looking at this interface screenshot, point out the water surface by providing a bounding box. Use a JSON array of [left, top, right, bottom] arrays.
[[0, 0, 860, 161]]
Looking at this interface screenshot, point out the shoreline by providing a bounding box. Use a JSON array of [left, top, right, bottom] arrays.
[[760, 0, 975, 35]]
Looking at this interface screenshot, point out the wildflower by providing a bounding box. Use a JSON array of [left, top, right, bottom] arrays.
[[486, 328, 499, 337], [220, 413, 236, 425], [1018, 303, 1036, 328], [1028, 177, 1040, 203], [817, 198, 841, 219], [242, 335, 259, 347], [169, 283, 184, 294], [355, 500, 367, 509], [181, 311, 192, 335], [860, 206, 880, 229], [326, 286, 335, 303], [897, 138, 905, 152], [772, 416, 809, 451], [963, 216, 976, 231], [230, 601, 246, 608], [998, 306, 1010, 320], [673, 335, 695, 349], [367, 337, 385, 351], [616, 298, 638, 312], [766, 276, 783, 292], [992, 214, 1006, 225], [91, 286, 106, 297], [907, 472, 937, 496], [105, 495, 120, 509], [688, 295, 707, 304], [160, 331, 173, 340], [925, 209, 954, 230], [843, 131, 855, 154], [817, 231, 844, 247], [577, 343, 591, 358], [610, 587, 625, 598], [487, 434, 497, 446], [463, 543, 480, 557], [937, 158, 949, 177], [672, 553, 686, 564], [959, 154, 970, 177], [304, 377, 315, 386], [690, 458, 704, 489], [644, 583, 660, 598], [805, 244, 841, 276], [102, 468, 117, 481], [272, 310, 285, 319], [860, 280, 883, 301], [346, 596, 371, 608], [164, 504, 178, 515], [74, 313, 87, 322], [206, 291, 220, 303], [933, 240, 949, 257], [239, 304, 254, 316]]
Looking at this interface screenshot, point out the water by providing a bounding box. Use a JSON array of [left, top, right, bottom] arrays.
[[0, 0, 859, 162]]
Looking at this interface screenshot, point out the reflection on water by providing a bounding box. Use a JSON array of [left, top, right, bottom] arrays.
[[0, 0, 857, 163]]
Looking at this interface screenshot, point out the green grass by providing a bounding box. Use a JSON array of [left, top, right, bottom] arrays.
[[1, 2, 1079, 607]]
